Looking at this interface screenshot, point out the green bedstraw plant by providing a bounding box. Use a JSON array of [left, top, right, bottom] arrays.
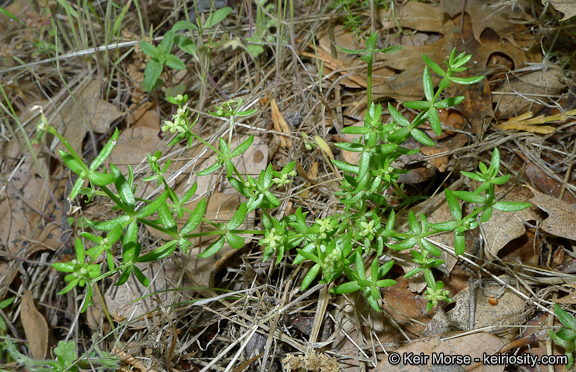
[[6, 338, 119, 372], [550, 304, 576, 369], [43, 31, 530, 317]]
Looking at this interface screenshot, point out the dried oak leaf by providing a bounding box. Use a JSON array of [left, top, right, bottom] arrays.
[[528, 186, 576, 241], [56, 80, 122, 154], [544, 0, 576, 21]]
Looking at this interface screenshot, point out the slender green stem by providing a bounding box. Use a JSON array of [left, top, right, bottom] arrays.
[[366, 59, 373, 105]]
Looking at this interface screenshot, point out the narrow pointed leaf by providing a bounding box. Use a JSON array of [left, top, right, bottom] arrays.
[[136, 192, 169, 218], [228, 203, 247, 230], [137, 240, 178, 262], [422, 53, 445, 76], [301, 264, 321, 290], [132, 266, 150, 287], [231, 135, 254, 158], [157, 204, 177, 232], [226, 232, 245, 249], [181, 198, 207, 235], [423, 67, 434, 101], [198, 235, 226, 258], [90, 129, 119, 171], [410, 128, 435, 146]]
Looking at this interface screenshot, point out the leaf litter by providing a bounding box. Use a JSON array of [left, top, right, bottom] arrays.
[[2, 0, 576, 371]]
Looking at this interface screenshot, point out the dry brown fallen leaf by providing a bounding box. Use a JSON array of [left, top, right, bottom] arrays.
[[21, 290, 49, 360], [375, 332, 505, 372], [554, 283, 576, 304], [54, 80, 122, 155], [493, 67, 565, 120], [527, 186, 576, 241], [446, 277, 527, 341], [104, 258, 195, 327], [442, 0, 536, 47], [373, 1, 539, 134], [482, 187, 539, 259], [544, 0, 576, 21], [0, 104, 63, 289]]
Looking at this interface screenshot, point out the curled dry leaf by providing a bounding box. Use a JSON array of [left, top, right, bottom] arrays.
[[270, 98, 292, 149]]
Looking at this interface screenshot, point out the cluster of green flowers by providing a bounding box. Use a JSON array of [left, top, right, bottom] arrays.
[[161, 95, 189, 134]]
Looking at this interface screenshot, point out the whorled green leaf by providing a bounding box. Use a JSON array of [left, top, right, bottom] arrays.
[[296, 248, 319, 263], [52, 262, 75, 273], [389, 236, 418, 250], [481, 204, 493, 222], [301, 264, 321, 290], [226, 232, 245, 249], [375, 279, 396, 288], [88, 171, 116, 186], [90, 128, 119, 171], [342, 126, 370, 135], [493, 201, 531, 212], [111, 164, 135, 211], [452, 191, 487, 204], [423, 66, 434, 102], [388, 103, 410, 127], [555, 304, 576, 331], [60, 151, 87, 175], [132, 265, 150, 287], [231, 135, 254, 158], [198, 235, 226, 258], [403, 101, 430, 110], [69, 177, 85, 201], [115, 265, 132, 286], [428, 106, 441, 136], [136, 192, 169, 218], [331, 281, 361, 294], [122, 221, 139, 261], [334, 142, 364, 152], [197, 162, 222, 176], [157, 203, 177, 232], [435, 96, 465, 109], [461, 171, 484, 182], [180, 198, 207, 236], [137, 240, 178, 262], [228, 202, 247, 230], [450, 76, 484, 85], [422, 53, 445, 77], [410, 128, 435, 146], [421, 239, 442, 257]]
